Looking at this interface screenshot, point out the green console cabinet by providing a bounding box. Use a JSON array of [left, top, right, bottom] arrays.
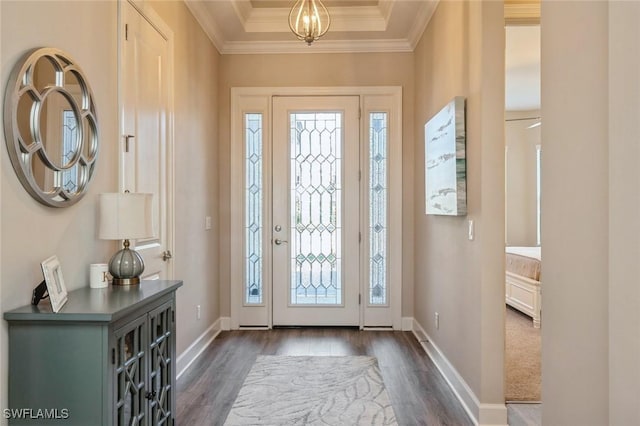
[[4, 280, 183, 425]]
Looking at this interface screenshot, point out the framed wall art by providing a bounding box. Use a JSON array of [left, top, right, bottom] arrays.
[[425, 96, 467, 216]]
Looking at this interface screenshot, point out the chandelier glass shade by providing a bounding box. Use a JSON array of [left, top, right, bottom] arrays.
[[288, 0, 331, 45]]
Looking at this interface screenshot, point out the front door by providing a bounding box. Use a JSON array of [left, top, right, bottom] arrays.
[[120, 0, 174, 280], [272, 96, 360, 326], [232, 87, 402, 330]]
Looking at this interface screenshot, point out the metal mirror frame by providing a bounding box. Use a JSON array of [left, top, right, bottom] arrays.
[[3, 47, 99, 207]]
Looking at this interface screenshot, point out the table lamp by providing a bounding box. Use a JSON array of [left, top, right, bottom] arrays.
[[98, 192, 154, 285]]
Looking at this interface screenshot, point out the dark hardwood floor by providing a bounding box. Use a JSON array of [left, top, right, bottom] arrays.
[[176, 328, 473, 425]]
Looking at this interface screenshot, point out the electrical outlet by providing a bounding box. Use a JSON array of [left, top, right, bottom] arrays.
[[468, 219, 474, 241], [435, 312, 440, 329], [205, 216, 212, 230], [196, 305, 201, 320]]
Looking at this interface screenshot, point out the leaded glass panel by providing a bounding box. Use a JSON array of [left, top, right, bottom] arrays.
[[290, 112, 342, 305], [369, 112, 388, 305], [245, 114, 263, 304], [62, 110, 79, 192]]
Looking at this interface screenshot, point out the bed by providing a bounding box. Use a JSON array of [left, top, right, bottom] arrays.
[[505, 246, 541, 328]]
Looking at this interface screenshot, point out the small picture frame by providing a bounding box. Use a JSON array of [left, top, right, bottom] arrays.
[[40, 255, 68, 312]]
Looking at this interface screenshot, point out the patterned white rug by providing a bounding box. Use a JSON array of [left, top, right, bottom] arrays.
[[224, 355, 398, 425]]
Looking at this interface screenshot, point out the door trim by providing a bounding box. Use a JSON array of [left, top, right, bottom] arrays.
[[117, 0, 175, 279], [230, 86, 402, 330]]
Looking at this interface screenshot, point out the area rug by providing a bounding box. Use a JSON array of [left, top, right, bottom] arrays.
[[224, 355, 397, 425], [505, 306, 541, 402]]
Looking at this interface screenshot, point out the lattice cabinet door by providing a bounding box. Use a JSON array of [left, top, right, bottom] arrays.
[[147, 300, 176, 425], [114, 314, 148, 425]]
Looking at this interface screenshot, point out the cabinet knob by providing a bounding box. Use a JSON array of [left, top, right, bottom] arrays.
[[162, 250, 173, 261]]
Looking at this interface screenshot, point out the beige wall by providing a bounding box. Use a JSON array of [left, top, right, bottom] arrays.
[[0, 0, 220, 411], [609, 2, 640, 423], [505, 109, 540, 246], [0, 0, 119, 412], [541, 1, 609, 423], [218, 52, 416, 317], [413, 0, 505, 413]]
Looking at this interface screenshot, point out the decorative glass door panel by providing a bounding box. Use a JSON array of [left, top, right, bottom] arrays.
[[369, 112, 388, 305], [245, 113, 263, 305], [148, 301, 175, 425], [290, 112, 342, 305], [272, 96, 360, 326], [114, 315, 147, 425]]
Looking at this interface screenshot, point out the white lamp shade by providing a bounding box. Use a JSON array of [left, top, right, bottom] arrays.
[[98, 193, 155, 240]]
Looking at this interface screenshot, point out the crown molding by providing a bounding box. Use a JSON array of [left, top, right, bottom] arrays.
[[407, 0, 438, 49], [379, 0, 395, 24], [184, 0, 225, 53], [220, 38, 413, 55]]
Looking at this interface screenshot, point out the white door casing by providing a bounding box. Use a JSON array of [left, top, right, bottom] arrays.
[[119, 0, 174, 280], [230, 87, 402, 330]]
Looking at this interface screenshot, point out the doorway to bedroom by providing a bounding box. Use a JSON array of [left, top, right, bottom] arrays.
[[504, 14, 542, 424]]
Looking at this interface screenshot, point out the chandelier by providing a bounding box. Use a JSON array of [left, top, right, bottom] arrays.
[[288, 0, 331, 46]]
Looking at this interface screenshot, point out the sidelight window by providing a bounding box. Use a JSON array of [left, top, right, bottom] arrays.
[[369, 112, 388, 305], [245, 113, 263, 304]]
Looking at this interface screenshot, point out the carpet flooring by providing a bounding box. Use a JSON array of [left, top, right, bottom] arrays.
[[505, 306, 541, 402], [224, 355, 397, 425]]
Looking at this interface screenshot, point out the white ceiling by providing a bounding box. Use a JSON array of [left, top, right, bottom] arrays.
[[184, 0, 439, 54], [505, 25, 540, 111]]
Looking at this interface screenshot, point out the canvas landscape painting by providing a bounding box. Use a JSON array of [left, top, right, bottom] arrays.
[[425, 96, 467, 216]]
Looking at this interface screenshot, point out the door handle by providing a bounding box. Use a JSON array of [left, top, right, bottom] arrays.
[[274, 239, 288, 245], [162, 250, 173, 261]]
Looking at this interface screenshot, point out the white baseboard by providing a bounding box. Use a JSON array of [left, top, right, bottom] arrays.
[[176, 318, 223, 379], [478, 404, 510, 426], [411, 319, 507, 426]]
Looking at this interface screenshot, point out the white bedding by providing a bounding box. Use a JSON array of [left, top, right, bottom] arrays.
[[506, 246, 541, 261]]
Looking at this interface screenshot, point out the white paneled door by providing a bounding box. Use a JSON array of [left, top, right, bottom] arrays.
[[272, 96, 360, 326], [120, 1, 174, 280]]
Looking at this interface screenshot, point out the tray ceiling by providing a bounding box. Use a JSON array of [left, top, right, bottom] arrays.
[[184, 0, 438, 54]]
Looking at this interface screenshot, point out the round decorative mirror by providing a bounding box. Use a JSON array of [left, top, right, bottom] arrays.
[[3, 47, 99, 207]]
